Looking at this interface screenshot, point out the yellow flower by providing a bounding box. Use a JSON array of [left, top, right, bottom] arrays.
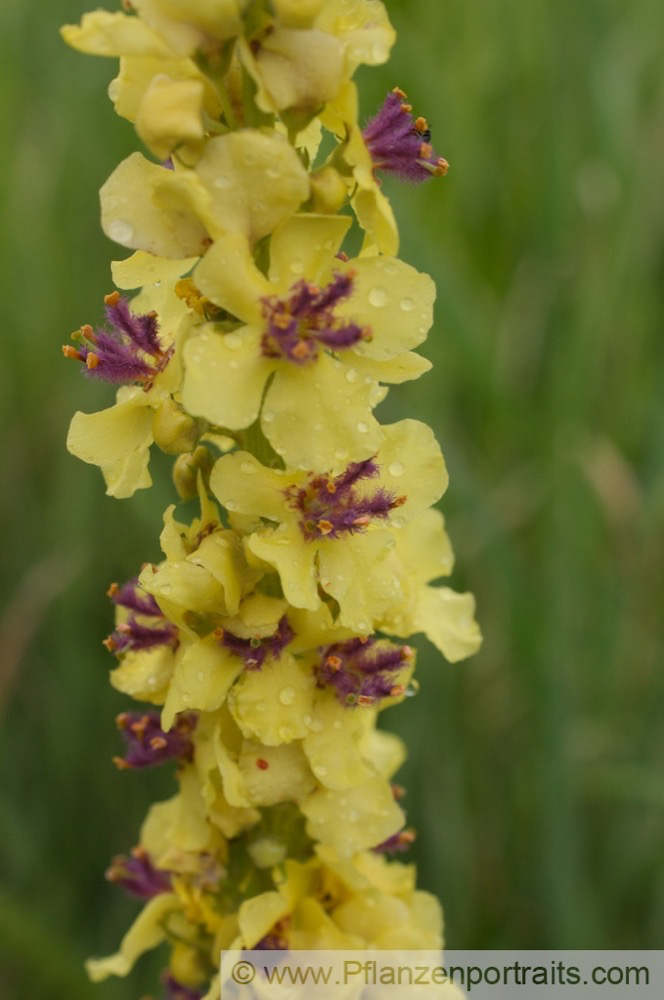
[[66, 282, 195, 498], [237, 0, 394, 118], [184, 213, 434, 471], [378, 508, 483, 662], [210, 419, 447, 631], [100, 127, 309, 259], [322, 79, 399, 255]]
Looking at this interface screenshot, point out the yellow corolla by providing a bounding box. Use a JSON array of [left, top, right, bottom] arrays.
[[183, 212, 434, 472], [210, 419, 447, 631]]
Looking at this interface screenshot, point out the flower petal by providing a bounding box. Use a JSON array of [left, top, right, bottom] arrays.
[[161, 637, 242, 731], [182, 326, 272, 429], [264, 354, 382, 472]]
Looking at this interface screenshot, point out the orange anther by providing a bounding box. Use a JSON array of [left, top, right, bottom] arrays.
[[104, 290, 121, 307], [62, 344, 82, 360], [325, 655, 342, 671], [149, 736, 168, 751], [86, 352, 100, 370], [414, 116, 429, 133], [317, 519, 334, 535], [392, 87, 406, 99]]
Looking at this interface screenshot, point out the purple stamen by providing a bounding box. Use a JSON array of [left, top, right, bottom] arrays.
[[108, 578, 163, 617], [64, 292, 171, 385], [114, 711, 196, 769], [362, 88, 449, 184], [106, 847, 172, 898], [315, 637, 413, 706], [286, 459, 405, 541], [261, 273, 370, 364], [373, 828, 416, 854], [162, 974, 206, 1000], [216, 615, 294, 670], [104, 578, 178, 655]]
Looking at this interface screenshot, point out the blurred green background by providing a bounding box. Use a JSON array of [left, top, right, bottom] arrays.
[[1, 0, 663, 995]]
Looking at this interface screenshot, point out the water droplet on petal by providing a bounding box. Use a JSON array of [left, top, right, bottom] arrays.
[[314, 764, 328, 778], [159, 583, 172, 595], [357, 421, 369, 433], [147, 676, 158, 690], [389, 461, 405, 476], [256, 701, 267, 712], [368, 286, 387, 308], [229, 360, 239, 369], [279, 686, 296, 706], [333, 720, 342, 730], [108, 219, 134, 243], [196, 670, 205, 682], [400, 297, 414, 312], [357, 621, 368, 632], [225, 333, 242, 350], [345, 367, 359, 383], [266, 166, 282, 180], [348, 808, 359, 822], [262, 410, 275, 423], [225, 500, 238, 511], [181, 691, 191, 703], [213, 175, 231, 189], [278, 725, 295, 741], [240, 461, 256, 474], [289, 259, 304, 275]]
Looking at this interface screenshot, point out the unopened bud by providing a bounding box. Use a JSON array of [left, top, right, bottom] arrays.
[[152, 398, 203, 455], [310, 166, 348, 214], [173, 445, 215, 500]]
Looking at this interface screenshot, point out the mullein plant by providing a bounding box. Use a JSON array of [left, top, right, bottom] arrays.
[[61, 2, 481, 997]]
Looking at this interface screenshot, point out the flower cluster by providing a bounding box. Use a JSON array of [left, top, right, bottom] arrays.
[[62, 2, 481, 997]]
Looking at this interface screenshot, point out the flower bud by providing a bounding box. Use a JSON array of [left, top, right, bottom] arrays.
[[310, 165, 348, 214], [152, 398, 203, 455], [172, 445, 215, 500]]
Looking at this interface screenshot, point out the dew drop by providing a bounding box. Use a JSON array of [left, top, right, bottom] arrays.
[[225, 333, 242, 350], [371, 42, 388, 62], [147, 676, 158, 690], [345, 367, 359, 383], [279, 686, 296, 706], [240, 461, 256, 475], [108, 219, 134, 243], [323, 239, 334, 250], [213, 175, 231, 189], [229, 360, 239, 369], [303, 714, 313, 726], [348, 808, 359, 822], [368, 286, 387, 308], [159, 583, 172, 595], [181, 691, 191, 703], [196, 670, 205, 682], [357, 421, 369, 433], [278, 725, 295, 741], [256, 701, 267, 712], [266, 165, 282, 180], [310, 719, 323, 733], [400, 297, 414, 312], [389, 460, 405, 477], [314, 764, 328, 778], [392, 515, 406, 528], [384, 263, 397, 276], [225, 499, 238, 511], [289, 258, 304, 275], [262, 410, 275, 423], [333, 719, 343, 730], [357, 621, 368, 632]]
